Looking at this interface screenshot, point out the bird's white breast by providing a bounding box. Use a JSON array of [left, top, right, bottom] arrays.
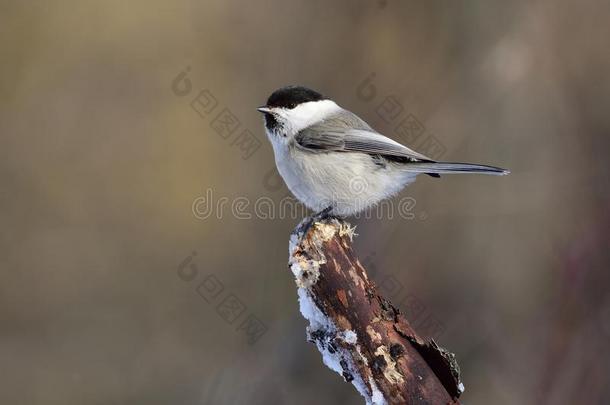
[[270, 139, 416, 216]]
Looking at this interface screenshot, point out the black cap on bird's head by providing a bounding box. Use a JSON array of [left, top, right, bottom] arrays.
[[257, 85, 327, 113], [264, 85, 327, 109]]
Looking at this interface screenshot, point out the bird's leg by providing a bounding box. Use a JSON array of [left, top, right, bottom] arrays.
[[299, 206, 335, 236], [314, 205, 334, 221]]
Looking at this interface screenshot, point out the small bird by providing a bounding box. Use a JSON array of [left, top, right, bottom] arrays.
[[257, 85, 508, 217]]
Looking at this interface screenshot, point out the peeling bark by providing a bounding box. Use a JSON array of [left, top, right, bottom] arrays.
[[289, 216, 463, 405]]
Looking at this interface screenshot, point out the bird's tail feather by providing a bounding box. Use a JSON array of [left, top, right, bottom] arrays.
[[405, 162, 509, 176]]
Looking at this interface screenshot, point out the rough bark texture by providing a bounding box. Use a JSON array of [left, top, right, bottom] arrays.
[[289, 215, 463, 405]]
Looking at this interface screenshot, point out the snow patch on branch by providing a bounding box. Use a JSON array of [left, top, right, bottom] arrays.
[[296, 287, 386, 405], [290, 219, 386, 405]]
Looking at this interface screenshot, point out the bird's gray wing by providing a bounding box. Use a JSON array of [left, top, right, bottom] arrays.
[[295, 112, 434, 162]]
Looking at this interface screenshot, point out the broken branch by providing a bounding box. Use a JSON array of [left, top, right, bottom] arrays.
[[288, 216, 463, 405]]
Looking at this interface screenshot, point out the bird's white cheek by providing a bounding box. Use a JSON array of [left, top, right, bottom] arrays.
[[283, 100, 342, 133]]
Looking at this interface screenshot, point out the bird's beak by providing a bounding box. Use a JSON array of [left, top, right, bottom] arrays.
[[257, 106, 272, 114]]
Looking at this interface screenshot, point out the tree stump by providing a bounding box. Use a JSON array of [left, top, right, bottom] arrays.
[[289, 215, 463, 405]]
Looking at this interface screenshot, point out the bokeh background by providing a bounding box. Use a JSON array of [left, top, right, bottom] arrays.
[[2, 1, 609, 404]]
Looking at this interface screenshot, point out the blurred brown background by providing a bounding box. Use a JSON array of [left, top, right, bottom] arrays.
[[2, 1, 609, 404]]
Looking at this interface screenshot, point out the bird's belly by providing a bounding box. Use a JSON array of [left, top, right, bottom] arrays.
[[276, 149, 415, 216]]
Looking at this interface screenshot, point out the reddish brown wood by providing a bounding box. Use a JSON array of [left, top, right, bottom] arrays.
[[289, 216, 462, 405]]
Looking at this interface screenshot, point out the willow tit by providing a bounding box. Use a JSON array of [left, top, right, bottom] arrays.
[[257, 85, 508, 217]]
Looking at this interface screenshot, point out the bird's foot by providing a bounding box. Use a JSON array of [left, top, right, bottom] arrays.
[[313, 205, 334, 221], [299, 206, 336, 236]]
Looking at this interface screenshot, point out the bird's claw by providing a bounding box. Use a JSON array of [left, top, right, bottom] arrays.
[[300, 206, 335, 236]]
